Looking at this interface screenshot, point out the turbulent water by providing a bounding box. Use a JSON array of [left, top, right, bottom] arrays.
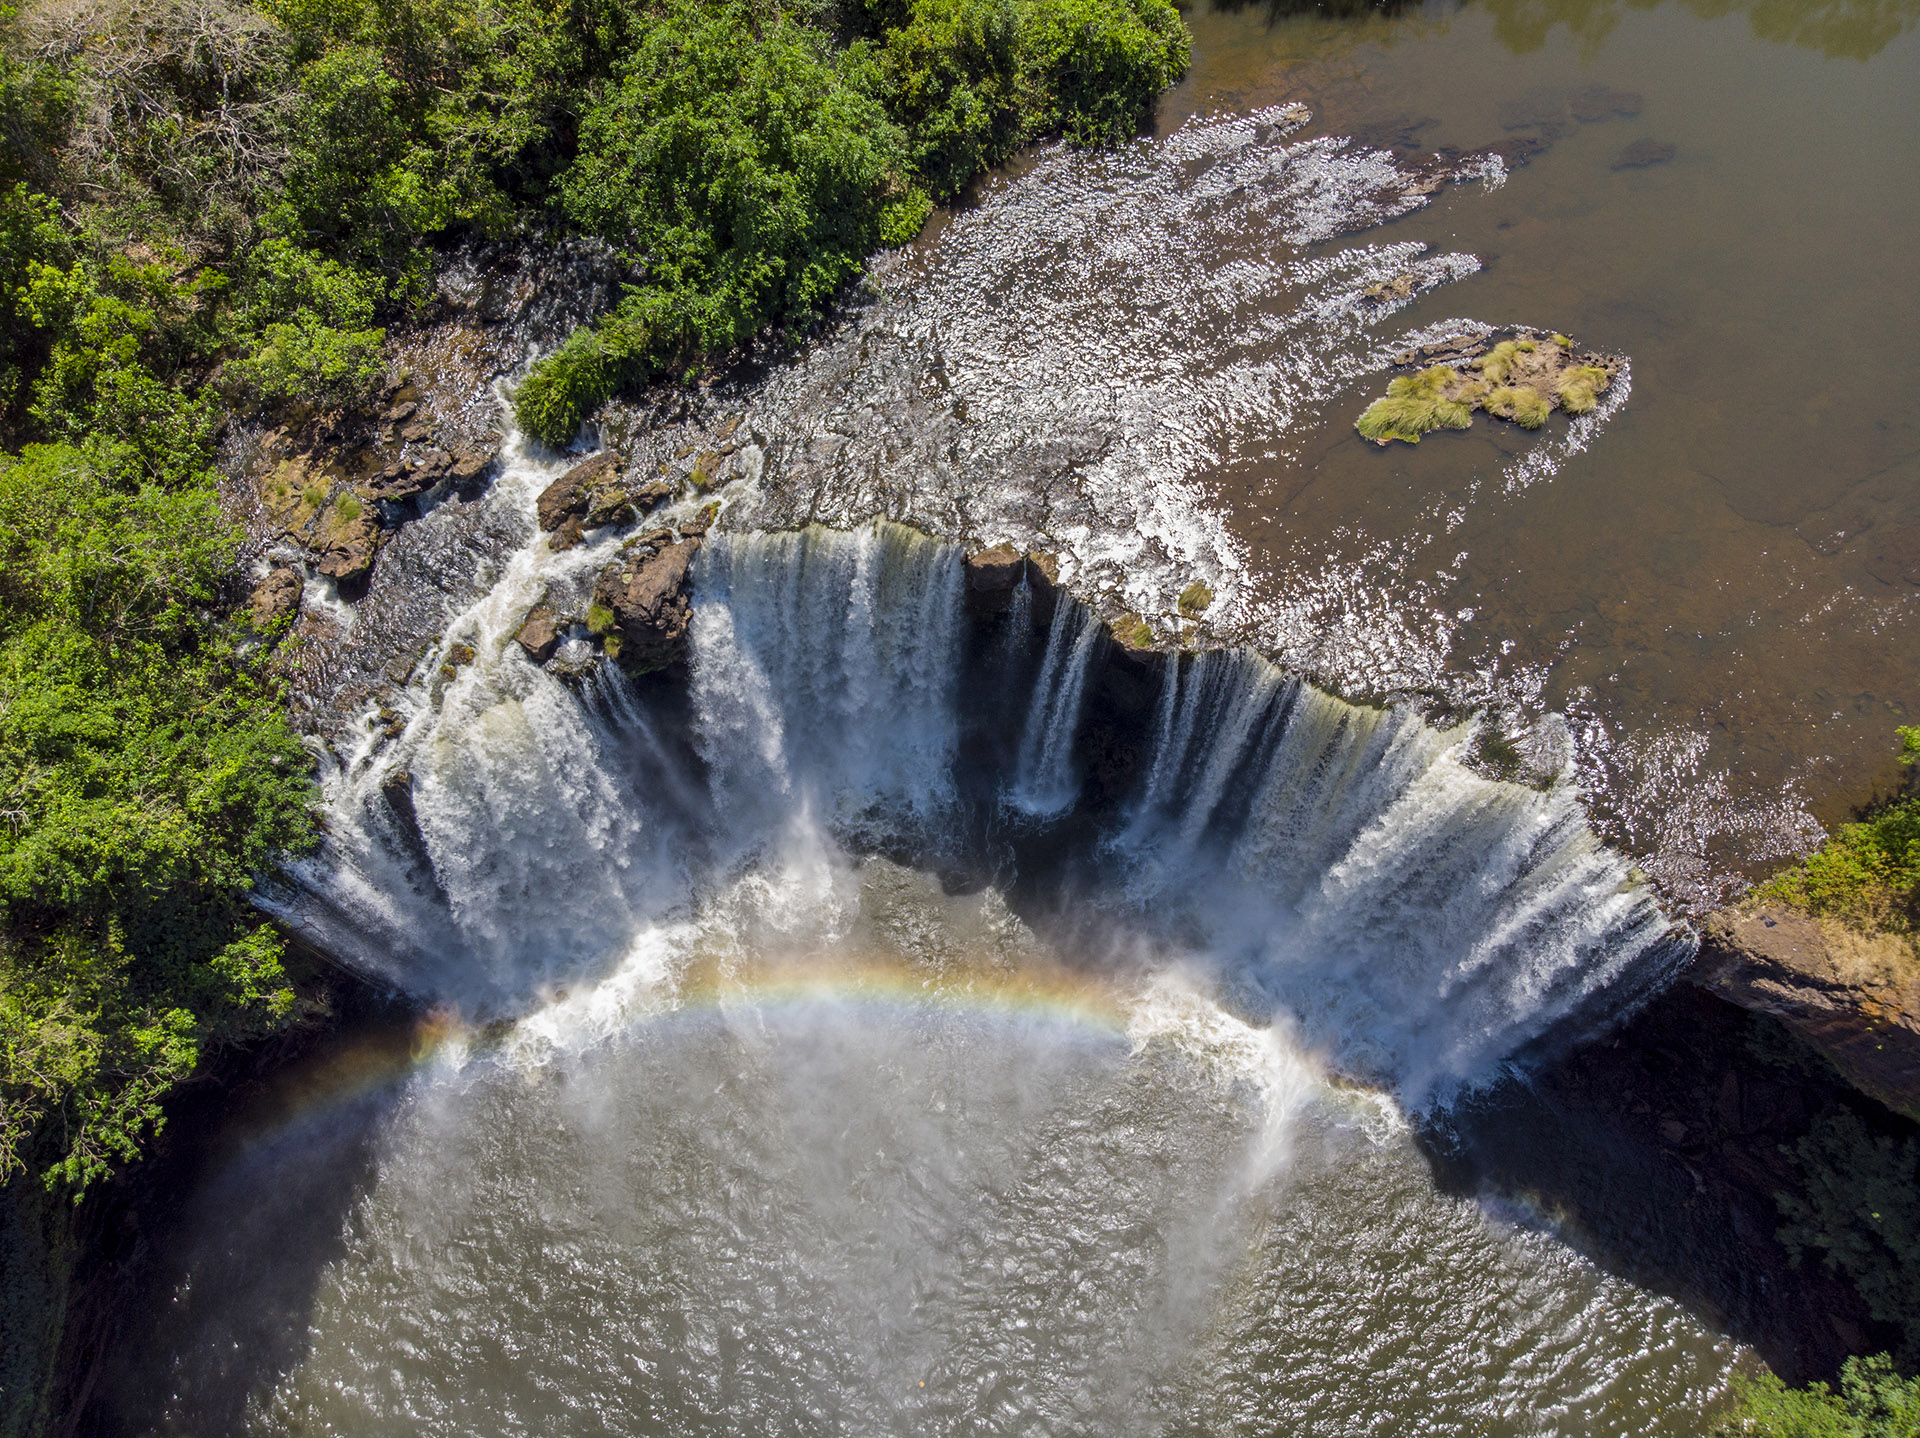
[[131, 80, 1842, 1435], [151, 397, 1750, 1434]]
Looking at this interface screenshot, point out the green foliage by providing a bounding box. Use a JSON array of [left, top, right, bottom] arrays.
[[1776, 1109, 1920, 1359], [1485, 384, 1550, 428], [517, 0, 1190, 442], [1757, 737, 1920, 932], [0, 444, 314, 1193], [1555, 362, 1610, 414], [1356, 365, 1474, 444], [1022, 0, 1188, 146], [1177, 580, 1212, 617], [1477, 339, 1525, 384], [878, 0, 1032, 200], [1715, 1355, 1920, 1436], [555, 0, 910, 416], [0, 0, 1194, 1181]]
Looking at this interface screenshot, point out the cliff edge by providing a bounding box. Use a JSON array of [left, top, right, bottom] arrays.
[[1691, 906, 1920, 1121]]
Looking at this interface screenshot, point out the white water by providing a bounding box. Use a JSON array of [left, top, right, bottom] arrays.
[[266, 434, 1681, 1105], [1005, 596, 1103, 817]]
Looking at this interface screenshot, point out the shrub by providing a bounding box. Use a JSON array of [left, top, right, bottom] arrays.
[[1714, 1354, 1920, 1436], [1756, 732, 1920, 932], [0, 444, 315, 1192], [1776, 1110, 1920, 1360]]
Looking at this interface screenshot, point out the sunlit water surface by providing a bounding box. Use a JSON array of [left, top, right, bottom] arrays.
[[1166, 0, 1920, 896], [125, 860, 1740, 1437]]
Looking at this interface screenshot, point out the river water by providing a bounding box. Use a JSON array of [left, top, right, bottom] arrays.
[[1165, 0, 1920, 901], [98, 0, 1919, 1431]]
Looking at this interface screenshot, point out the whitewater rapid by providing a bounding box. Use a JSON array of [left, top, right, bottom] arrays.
[[265, 421, 1684, 1110]]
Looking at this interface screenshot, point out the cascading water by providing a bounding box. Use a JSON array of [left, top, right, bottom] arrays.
[[139, 413, 1736, 1433], [1004, 595, 1102, 818], [143, 93, 1736, 1431]]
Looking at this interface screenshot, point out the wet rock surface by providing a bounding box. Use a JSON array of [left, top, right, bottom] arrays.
[[591, 536, 702, 676], [514, 604, 565, 664], [536, 450, 675, 535], [245, 566, 303, 629]]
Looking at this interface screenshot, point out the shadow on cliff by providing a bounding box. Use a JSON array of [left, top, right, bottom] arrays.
[[71, 982, 420, 1438], [1418, 981, 1916, 1384]]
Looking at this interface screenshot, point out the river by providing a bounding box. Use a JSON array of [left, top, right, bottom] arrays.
[[87, 0, 1920, 1431]]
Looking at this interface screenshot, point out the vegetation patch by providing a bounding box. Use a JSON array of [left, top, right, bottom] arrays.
[[1714, 1354, 1920, 1435], [0, 0, 1198, 1195], [1355, 365, 1475, 444], [1114, 614, 1154, 650], [1756, 728, 1920, 938], [1177, 581, 1212, 617], [1355, 331, 1621, 446]]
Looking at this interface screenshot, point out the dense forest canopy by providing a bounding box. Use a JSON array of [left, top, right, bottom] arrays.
[[0, 0, 1188, 1194]]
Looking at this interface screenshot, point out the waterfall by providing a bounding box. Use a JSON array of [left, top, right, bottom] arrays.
[[1111, 660, 1682, 1104], [1004, 596, 1102, 818], [691, 524, 965, 845], [264, 497, 1681, 1102]]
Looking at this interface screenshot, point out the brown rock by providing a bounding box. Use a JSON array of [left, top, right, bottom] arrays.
[[549, 515, 586, 552], [1690, 906, 1920, 1121], [515, 605, 564, 663], [247, 566, 304, 628], [536, 451, 621, 532], [312, 493, 382, 591], [963, 545, 1026, 616], [593, 538, 702, 675]]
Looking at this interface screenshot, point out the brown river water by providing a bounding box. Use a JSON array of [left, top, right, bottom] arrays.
[[1165, 0, 1920, 902]]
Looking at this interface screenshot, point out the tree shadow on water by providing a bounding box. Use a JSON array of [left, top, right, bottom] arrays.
[[1416, 982, 1917, 1385], [78, 1001, 420, 1437]]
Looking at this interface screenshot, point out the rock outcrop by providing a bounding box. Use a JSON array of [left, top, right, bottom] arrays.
[[536, 451, 674, 538], [1359, 330, 1622, 446], [246, 565, 303, 629], [514, 604, 564, 663], [1690, 906, 1920, 1121], [592, 533, 701, 675]]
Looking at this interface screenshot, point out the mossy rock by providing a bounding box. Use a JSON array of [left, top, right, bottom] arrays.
[[1356, 333, 1617, 446], [1114, 614, 1155, 650], [1177, 581, 1213, 618]]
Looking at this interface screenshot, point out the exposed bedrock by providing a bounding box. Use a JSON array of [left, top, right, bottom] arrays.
[[1689, 906, 1920, 1122], [591, 533, 702, 676]]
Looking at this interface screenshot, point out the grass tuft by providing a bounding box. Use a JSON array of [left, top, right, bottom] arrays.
[[1355, 366, 1473, 445], [1485, 386, 1550, 429], [1555, 365, 1611, 415], [1177, 581, 1213, 617]]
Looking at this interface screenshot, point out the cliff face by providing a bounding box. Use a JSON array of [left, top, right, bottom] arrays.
[[1690, 906, 1920, 1121]]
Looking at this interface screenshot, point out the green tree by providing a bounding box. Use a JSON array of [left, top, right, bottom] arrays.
[[0, 444, 314, 1192], [1716, 1355, 1920, 1436]]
